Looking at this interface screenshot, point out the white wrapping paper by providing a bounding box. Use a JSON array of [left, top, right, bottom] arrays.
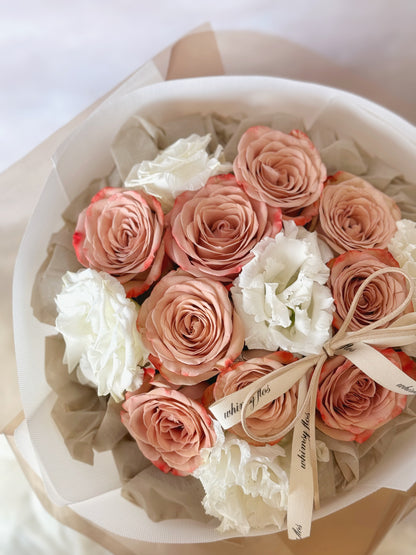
[[13, 75, 416, 543]]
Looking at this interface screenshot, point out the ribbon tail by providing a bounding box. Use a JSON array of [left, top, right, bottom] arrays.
[[287, 360, 323, 539], [336, 342, 416, 395], [287, 374, 313, 540]]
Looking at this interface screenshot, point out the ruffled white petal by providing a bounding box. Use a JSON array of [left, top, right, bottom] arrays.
[[389, 219, 416, 356], [124, 134, 232, 212], [55, 269, 148, 401], [389, 219, 416, 297], [193, 422, 289, 535], [231, 221, 334, 355]]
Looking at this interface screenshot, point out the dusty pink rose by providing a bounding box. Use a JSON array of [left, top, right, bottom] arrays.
[[138, 269, 245, 385], [318, 171, 400, 254], [233, 126, 326, 225], [164, 173, 282, 282], [213, 351, 299, 445], [73, 187, 165, 297], [316, 349, 416, 443], [121, 387, 216, 476], [328, 249, 411, 331]]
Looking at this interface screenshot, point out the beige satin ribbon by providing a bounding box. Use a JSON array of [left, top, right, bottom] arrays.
[[210, 267, 416, 539]]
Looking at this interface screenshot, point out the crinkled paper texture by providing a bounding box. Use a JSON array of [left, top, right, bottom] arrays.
[[33, 110, 416, 527]]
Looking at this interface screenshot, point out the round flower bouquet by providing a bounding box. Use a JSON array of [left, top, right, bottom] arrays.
[[15, 76, 416, 542]]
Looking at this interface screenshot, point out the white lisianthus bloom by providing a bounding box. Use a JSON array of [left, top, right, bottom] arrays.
[[388, 219, 416, 356], [193, 422, 289, 534], [55, 269, 148, 402], [124, 133, 232, 212], [388, 219, 416, 300], [231, 221, 334, 355]]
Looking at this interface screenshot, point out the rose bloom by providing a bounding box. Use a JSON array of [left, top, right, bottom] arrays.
[[138, 270, 244, 385], [233, 126, 326, 225], [73, 187, 165, 297], [213, 351, 298, 445], [318, 171, 400, 254], [121, 387, 216, 476], [328, 248, 411, 331], [164, 173, 282, 282], [316, 348, 416, 443]]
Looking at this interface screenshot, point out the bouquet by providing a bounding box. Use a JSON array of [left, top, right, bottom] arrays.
[[29, 78, 416, 541]]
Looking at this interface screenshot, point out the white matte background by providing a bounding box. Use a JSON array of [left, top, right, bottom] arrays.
[[2, 0, 416, 173], [1, 1, 416, 554]]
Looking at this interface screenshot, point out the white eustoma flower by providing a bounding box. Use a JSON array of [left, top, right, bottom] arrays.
[[193, 422, 289, 534], [389, 219, 416, 299], [124, 133, 232, 212], [231, 221, 334, 355], [389, 219, 416, 356], [55, 269, 148, 402]]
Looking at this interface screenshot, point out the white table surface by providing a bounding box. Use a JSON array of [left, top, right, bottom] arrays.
[[1, 2, 416, 554]]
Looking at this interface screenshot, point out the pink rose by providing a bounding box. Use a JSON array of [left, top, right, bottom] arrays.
[[138, 270, 245, 385], [213, 351, 299, 445], [73, 187, 165, 297], [233, 126, 326, 225], [164, 174, 282, 282], [316, 349, 416, 443], [328, 249, 411, 331], [318, 171, 400, 254], [121, 387, 216, 476]]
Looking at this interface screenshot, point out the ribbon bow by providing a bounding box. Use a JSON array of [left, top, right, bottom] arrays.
[[209, 267, 416, 539]]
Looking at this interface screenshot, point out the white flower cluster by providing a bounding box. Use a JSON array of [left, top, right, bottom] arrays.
[[389, 219, 416, 303], [55, 269, 148, 401], [389, 219, 416, 356], [193, 422, 289, 534], [231, 221, 334, 356], [124, 133, 232, 211]]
